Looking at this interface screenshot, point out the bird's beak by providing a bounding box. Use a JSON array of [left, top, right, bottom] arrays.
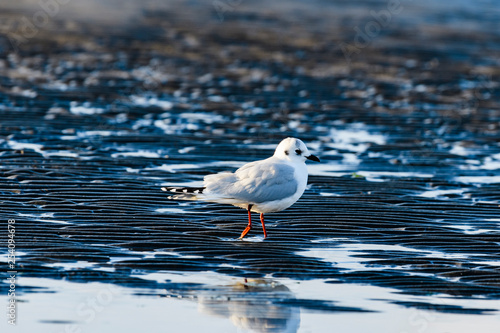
[[306, 154, 320, 162]]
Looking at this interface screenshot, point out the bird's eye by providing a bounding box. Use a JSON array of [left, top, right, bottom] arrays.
[[295, 149, 302, 155]]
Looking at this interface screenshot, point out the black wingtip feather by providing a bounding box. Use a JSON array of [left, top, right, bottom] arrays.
[[161, 187, 205, 194]]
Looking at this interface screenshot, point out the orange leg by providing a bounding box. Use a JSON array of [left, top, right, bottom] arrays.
[[261, 213, 267, 238], [239, 205, 253, 239]]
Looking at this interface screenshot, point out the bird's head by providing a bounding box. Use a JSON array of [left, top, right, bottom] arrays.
[[273, 137, 320, 163]]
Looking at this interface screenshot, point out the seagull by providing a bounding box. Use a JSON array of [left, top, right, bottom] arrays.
[[162, 137, 320, 239]]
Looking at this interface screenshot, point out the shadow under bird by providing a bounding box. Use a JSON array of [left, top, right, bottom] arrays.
[[162, 137, 320, 239]]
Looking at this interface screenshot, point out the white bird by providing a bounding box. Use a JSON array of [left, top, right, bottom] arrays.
[[162, 137, 320, 239]]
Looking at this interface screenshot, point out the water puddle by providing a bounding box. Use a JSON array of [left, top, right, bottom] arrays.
[[3, 272, 498, 333]]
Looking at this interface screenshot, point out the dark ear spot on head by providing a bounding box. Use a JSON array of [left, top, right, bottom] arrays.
[[284, 150, 289, 155]]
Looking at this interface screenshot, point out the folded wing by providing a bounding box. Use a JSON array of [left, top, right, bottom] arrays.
[[204, 162, 297, 203]]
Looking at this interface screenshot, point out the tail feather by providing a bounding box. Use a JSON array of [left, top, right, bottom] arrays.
[[161, 186, 205, 200]]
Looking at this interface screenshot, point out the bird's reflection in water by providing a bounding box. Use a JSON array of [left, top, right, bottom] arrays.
[[197, 278, 300, 333]]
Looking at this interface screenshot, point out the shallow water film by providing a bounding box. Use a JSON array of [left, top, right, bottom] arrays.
[[0, 0, 499, 332]]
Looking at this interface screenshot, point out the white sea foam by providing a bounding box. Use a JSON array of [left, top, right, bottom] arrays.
[[69, 101, 106, 115], [418, 189, 465, 198], [454, 176, 500, 184], [7, 140, 78, 158], [130, 95, 174, 110], [111, 150, 161, 158], [298, 242, 470, 273]]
